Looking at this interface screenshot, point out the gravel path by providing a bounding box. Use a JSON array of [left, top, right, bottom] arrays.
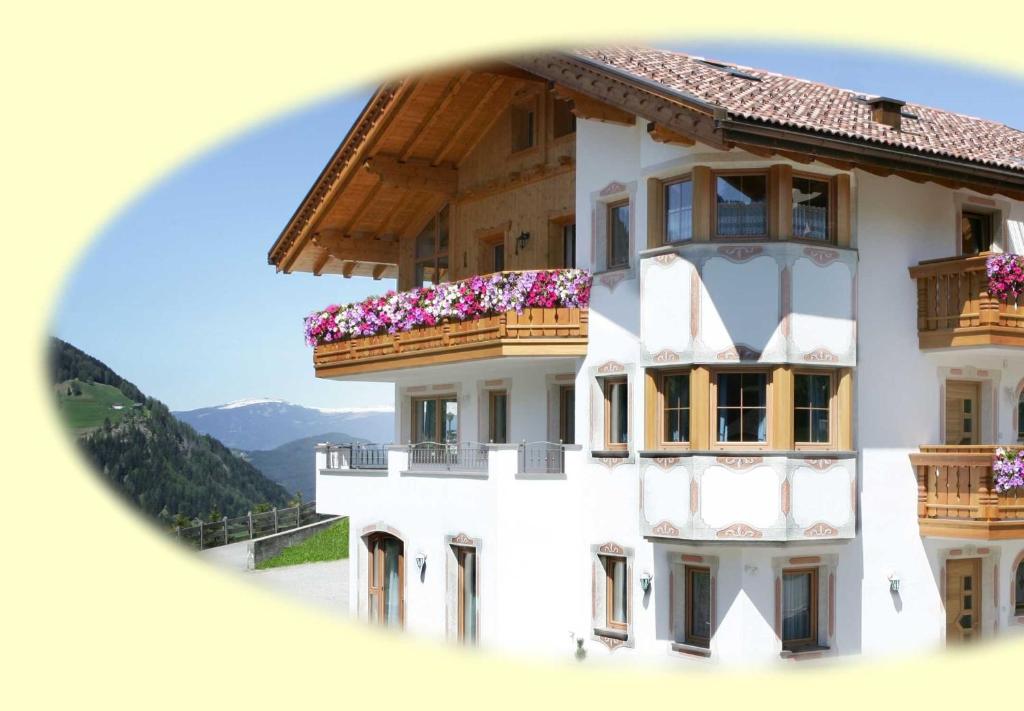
[[200, 540, 349, 617]]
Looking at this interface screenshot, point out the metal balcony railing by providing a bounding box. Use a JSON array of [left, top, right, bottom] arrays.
[[408, 442, 489, 473], [322, 443, 391, 470], [517, 441, 566, 475]]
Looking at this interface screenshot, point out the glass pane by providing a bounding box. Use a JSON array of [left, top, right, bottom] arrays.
[[718, 374, 742, 407], [415, 218, 436, 258], [561, 388, 575, 445], [665, 180, 694, 243], [416, 399, 437, 443], [610, 382, 629, 444], [792, 176, 830, 241], [609, 204, 630, 267], [490, 393, 507, 444], [462, 549, 477, 643], [442, 399, 458, 444], [961, 212, 991, 254], [1015, 562, 1024, 613], [795, 374, 829, 408], [436, 256, 449, 284], [782, 572, 813, 642], [742, 373, 767, 407], [795, 411, 810, 444], [742, 407, 767, 443], [563, 223, 576, 268], [611, 558, 627, 624], [963, 576, 972, 592], [438, 205, 449, 250], [414, 263, 428, 288], [718, 408, 741, 442], [716, 175, 767, 236], [665, 374, 688, 409], [963, 594, 972, 610], [688, 569, 711, 645], [493, 244, 505, 272], [383, 538, 402, 627], [810, 409, 830, 443]]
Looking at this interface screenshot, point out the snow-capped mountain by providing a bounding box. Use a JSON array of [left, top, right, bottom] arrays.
[[172, 398, 394, 451]]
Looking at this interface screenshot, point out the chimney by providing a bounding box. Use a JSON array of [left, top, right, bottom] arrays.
[[866, 96, 906, 131]]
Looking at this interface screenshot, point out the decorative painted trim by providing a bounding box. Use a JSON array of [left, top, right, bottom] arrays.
[[689, 269, 700, 338], [651, 521, 681, 537], [681, 554, 705, 563], [360, 522, 405, 539], [804, 522, 839, 537], [802, 246, 840, 267], [802, 348, 840, 363], [789, 556, 821, 565], [432, 383, 456, 391], [781, 480, 791, 516], [780, 266, 792, 338], [716, 523, 764, 539], [653, 252, 680, 266], [716, 344, 762, 361], [483, 379, 504, 387], [651, 457, 680, 470], [405, 385, 428, 393], [600, 181, 628, 197], [652, 349, 681, 363], [598, 270, 629, 291], [598, 635, 626, 651], [715, 456, 764, 470], [596, 457, 629, 469], [598, 541, 625, 555], [597, 361, 626, 374], [689, 479, 699, 514], [803, 459, 838, 471], [717, 245, 764, 263], [554, 373, 576, 382], [450, 532, 474, 546]]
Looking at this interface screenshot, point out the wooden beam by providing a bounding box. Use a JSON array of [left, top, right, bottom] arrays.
[[400, 70, 473, 161], [433, 77, 506, 165], [775, 149, 814, 165], [312, 250, 331, 276], [340, 178, 384, 238], [473, 63, 546, 83], [739, 144, 774, 158], [311, 229, 399, 264], [646, 122, 696, 147], [364, 155, 458, 195], [553, 85, 635, 126], [341, 261, 356, 278], [372, 264, 387, 280]]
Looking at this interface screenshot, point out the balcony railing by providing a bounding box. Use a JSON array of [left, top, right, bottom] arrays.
[[408, 442, 489, 473], [517, 442, 567, 475], [908, 254, 1024, 348], [322, 443, 390, 470], [909, 445, 1024, 539]]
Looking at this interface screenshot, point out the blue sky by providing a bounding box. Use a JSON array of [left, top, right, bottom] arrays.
[[51, 42, 1024, 411]]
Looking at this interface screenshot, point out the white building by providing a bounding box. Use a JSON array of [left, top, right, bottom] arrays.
[[268, 47, 1024, 665]]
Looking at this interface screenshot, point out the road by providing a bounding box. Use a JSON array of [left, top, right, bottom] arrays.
[[199, 539, 349, 617]]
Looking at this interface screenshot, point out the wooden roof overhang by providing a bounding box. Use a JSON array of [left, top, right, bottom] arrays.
[[512, 52, 1024, 201], [268, 65, 546, 277]]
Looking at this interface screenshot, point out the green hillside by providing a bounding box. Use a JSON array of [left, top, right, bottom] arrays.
[[50, 337, 291, 523], [242, 432, 363, 501]]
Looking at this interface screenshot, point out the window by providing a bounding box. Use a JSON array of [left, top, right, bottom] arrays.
[[794, 372, 832, 445], [511, 102, 536, 153], [367, 533, 404, 627], [562, 223, 576, 269], [478, 233, 505, 274], [781, 568, 818, 651], [961, 211, 993, 255], [559, 385, 575, 445], [412, 396, 458, 443], [655, 370, 690, 445], [715, 372, 768, 444], [1016, 560, 1024, 616], [1018, 390, 1024, 442], [487, 390, 508, 444], [685, 566, 712, 649], [715, 173, 768, 237], [602, 555, 628, 631], [607, 200, 630, 269], [414, 205, 450, 287], [792, 175, 831, 241], [603, 377, 629, 450], [455, 545, 478, 644], [552, 97, 576, 139], [665, 178, 694, 243]]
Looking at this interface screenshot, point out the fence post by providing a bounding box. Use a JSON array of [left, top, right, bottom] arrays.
[[175, 526, 181, 539], [248, 511, 253, 539], [223, 516, 229, 545], [198, 520, 204, 550], [273, 507, 278, 534]]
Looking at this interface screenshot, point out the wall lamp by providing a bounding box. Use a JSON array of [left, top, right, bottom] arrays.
[[415, 551, 427, 571], [639, 571, 653, 592], [515, 231, 531, 255], [888, 572, 900, 594]]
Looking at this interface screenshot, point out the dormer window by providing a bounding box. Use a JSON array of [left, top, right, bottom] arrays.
[[792, 175, 831, 242], [715, 173, 768, 238]]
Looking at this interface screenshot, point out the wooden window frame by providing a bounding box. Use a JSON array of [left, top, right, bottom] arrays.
[[367, 533, 404, 628], [547, 213, 576, 270], [684, 565, 712, 649], [558, 384, 575, 445], [487, 389, 509, 444], [510, 97, 539, 155], [648, 368, 692, 450], [477, 231, 506, 276], [781, 567, 819, 652], [602, 376, 629, 451], [710, 368, 773, 450], [551, 96, 576, 141], [413, 204, 450, 287], [411, 394, 458, 444], [601, 554, 629, 631], [650, 174, 695, 247], [790, 171, 837, 246], [959, 208, 996, 256], [455, 544, 479, 644], [792, 369, 838, 451], [606, 199, 631, 270], [1014, 558, 1024, 616], [711, 169, 772, 241]]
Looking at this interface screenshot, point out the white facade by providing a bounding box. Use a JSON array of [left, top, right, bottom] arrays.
[[312, 115, 1024, 666]]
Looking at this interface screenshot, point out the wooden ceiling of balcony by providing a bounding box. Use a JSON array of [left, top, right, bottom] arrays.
[[275, 66, 538, 279]]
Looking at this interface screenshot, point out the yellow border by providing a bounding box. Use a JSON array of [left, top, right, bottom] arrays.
[[8, 1, 1024, 708]]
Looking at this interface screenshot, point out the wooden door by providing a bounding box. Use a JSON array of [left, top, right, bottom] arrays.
[[945, 381, 980, 445], [945, 558, 981, 644]]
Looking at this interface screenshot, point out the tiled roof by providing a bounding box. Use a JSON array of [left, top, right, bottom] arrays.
[[573, 47, 1024, 173]]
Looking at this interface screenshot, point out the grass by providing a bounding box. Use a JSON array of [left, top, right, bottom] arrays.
[[55, 380, 138, 433], [256, 518, 349, 570]]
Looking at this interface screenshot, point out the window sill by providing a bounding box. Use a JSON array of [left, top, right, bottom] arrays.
[[670, 642, 711, 658], [593, 627, 628, 642], [593, 266, 632, 278], [780, 645, 831, 660], [319, 468, 388, 478], [399, 469, 488, 479], [591, 450, 630, 458]]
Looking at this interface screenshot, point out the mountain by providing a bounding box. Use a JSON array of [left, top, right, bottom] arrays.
[[173, 399, 393, 451], [50, 338, 291, 522], [241, 432, 364, 501]]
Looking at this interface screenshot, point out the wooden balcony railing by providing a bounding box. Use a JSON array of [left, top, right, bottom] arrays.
[[313, 307, 588, 378], [908, 254, 1024, 348], [909, 445, 1024, 539]]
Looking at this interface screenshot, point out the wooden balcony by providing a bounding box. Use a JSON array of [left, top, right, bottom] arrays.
[[909, 254, 1024, 349], [313, 307, 588, 378], [910, 445, 1024, 539]]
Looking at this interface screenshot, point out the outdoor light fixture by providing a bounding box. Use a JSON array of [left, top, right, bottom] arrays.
[[639, 571, 652, 592], [515, 231, 531, 254], [415, 552, 427, 571], [888, 572, 900, 593]]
